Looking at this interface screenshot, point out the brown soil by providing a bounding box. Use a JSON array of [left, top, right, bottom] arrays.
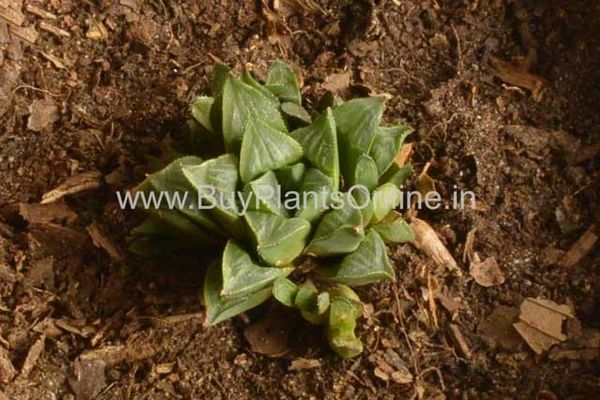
[[1, 0, 599, 399]]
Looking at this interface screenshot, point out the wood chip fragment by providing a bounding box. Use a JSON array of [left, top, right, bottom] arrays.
[[86, 18, 108, 40], [490, 57, 546, 100], [0, 6, 24, 26], [395, 142, 414, 168], [19, 336, 45, 379], [39, 20, 71, 38], [513, 298, 574, 354], [86, 223, 123, 261], [80, 344, 157, 367], [410, 218, 461, 275], [0, 347, 16, 383], [41, 171, 103, 204], [41, 51, 67, 69], [68, 359, 106, 400], [448, 323, 471, 359], [25, 4, 57, 19], [155, 362, 175, 374], [9, 25, 38, 44], [17, 201, 77, 224], [558, 223, 598, 268], [289, 358, 321, 371]]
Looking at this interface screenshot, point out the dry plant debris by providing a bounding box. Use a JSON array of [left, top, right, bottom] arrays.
[[513, 298, 575, 354]]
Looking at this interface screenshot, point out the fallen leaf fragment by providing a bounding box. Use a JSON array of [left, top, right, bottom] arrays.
[[513, 298, 574, 354], [41, 171, 103, 204], [469, 255, 504, 287], [27, 98, 59, 131], [410, 218, 461, 275], [289, 358, 321, 371]]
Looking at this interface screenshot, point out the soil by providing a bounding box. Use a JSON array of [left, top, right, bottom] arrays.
[[1, 0, 599, 399]]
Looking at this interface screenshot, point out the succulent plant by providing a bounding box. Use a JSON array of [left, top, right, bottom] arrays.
[[130, 61, 415, 358]]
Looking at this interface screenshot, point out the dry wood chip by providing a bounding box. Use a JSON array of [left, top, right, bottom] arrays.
[[490, 57, 546, 100], [39, 20, 70, 38], [394, 142, 413, 168], [85, 18, 107, 40], [86, 223, 123, 261], [0, 6, 24, 26], [18, 201, 77, 224], [410, 218, 461, 274], [27, 98, 59, 131], [0, 347, 16, 383], [68, 359, 106, 400], [448, 323, 471, 359], [80, 344, 158, 367], [469, 256, 505, 287], [321, 71, 351, 93], [9, 25, 38, 44], [513, 298, 574, 354], [0, 21, 9, 43], [155, 362, 175, 374], [41, 171, 102, 204], [0, 262, 16, 283], [462, 226, 477, 264], [119, 0, 140, 11], [558, 223, 598, 268], [25, 4, 56, 19], [40, 51, 67, 69], [19, 336, 45, 379], [288, 358, 321, 371]]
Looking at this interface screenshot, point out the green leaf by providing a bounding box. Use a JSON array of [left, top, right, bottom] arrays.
[[275, 163, 306, 193], [369, 125, 413, 176], [318, 230, 394, 286], [281, 102, 312, 125], [380, 163, 412, 188], [221, 76, 286, 154], [137, 157, 226, 236], [182, 154, 245, 238], [273, 277, 298, 307], [245, 211, 311, 267], [191, 96, 215, 132], [289, 108, 339, 190], [333, 96, 385, 182], [294, 280, 318, 310], [371, 211, 415, 243], [304, 194, 365, 256], [351, 153, 379, 190], [294, 280, 328, 325], [211, 64, 232, 97], [204, 261, 273, 326], [296, 168, 335, 222], [266, 61, 301, 105], [350, 185, 373, 227], [242, 171, 287, 217], [325, 297, 363, 358], [371, 183, 402, 223], [221, 241, 291, 298], [240, 71, 281, 107], [239, 117, 303, 183]]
